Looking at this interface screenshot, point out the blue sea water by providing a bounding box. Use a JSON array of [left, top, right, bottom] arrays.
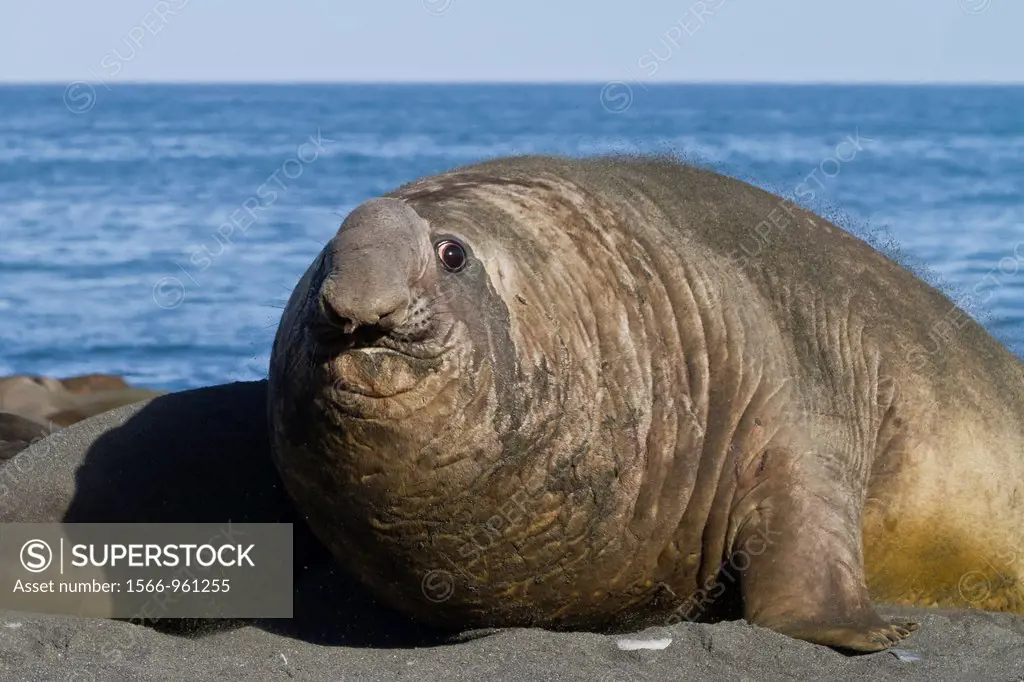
[[0, 84, 1022, 391]]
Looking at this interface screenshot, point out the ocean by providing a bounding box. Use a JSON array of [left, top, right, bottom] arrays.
[[0, 84, 1021, 390]]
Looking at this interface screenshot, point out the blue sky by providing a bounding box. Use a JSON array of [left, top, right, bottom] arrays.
[[2, 0, 1021, 83]]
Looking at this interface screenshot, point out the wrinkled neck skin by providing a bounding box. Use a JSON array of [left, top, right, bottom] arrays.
[[269, 179, 775, 630]]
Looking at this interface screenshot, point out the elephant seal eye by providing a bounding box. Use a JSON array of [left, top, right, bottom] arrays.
[[435, 239, 467, 272]]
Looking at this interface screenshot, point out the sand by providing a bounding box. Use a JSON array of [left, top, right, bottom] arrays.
[[0, 381, 1021, 681]]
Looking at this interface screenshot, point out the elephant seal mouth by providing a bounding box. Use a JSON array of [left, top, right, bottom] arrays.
[[311, 323, 445, 360], [310, 321, 452, 402]]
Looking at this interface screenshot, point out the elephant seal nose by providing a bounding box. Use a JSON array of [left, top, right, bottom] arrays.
[[318, 288, 409, 335]]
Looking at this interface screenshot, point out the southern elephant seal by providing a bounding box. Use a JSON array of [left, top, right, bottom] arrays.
[[0, 412, 55, 460], [268, 155, 1024, 652], [0, 374, 163, 427], [59, 373, 131, 394]]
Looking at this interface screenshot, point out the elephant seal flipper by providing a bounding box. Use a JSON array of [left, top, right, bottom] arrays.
[[769, 621, 919, 653], [730, 437, 920, 651]]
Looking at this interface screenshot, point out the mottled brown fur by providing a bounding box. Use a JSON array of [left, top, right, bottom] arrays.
[[268, 156, 1024, 652]]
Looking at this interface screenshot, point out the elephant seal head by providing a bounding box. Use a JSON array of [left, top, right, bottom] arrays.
[[268, 168, 666, 629], [270, 195, 523, 423]]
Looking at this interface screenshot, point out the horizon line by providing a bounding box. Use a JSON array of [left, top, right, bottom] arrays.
[[1, 79, 1023, 87]]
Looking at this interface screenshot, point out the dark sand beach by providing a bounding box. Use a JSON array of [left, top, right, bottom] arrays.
[[0, 383, 1021, 681], [0, 604, 1022, 681]]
